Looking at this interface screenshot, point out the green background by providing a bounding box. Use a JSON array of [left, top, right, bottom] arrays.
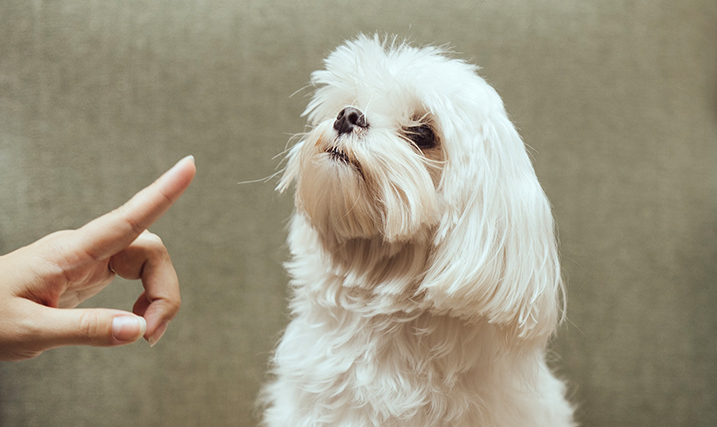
[[1, 1, 715, 426]]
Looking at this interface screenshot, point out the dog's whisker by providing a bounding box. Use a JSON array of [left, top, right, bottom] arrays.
[[272, 146, 295, 161], [237, 169, 284, 185], [289, 84, 312, 99]]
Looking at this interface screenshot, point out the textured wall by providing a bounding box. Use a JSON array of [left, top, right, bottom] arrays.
[[0, 1, 715, 426]]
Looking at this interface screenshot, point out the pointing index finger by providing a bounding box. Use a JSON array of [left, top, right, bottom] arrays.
[[74, 156, 196, 261]]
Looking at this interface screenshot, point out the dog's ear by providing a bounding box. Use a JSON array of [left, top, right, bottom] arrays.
[[420, 113, 563, 343]]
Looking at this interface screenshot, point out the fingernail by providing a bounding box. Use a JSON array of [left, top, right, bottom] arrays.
[[164, 156, 194, 176], [112, 316, 147, 342], [148, 321, 169, 347], [178, 155, 195, 167]]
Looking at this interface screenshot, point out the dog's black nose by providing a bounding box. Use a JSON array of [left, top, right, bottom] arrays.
[[333, 107, 368, 136]]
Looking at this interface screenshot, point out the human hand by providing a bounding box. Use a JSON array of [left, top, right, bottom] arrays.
[[0, 156, 196, 361]]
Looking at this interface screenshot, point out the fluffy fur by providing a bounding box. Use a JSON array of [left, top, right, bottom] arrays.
[[260, 35, 575, 427]]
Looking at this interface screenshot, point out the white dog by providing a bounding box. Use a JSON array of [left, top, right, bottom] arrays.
[[260, 35, 575, 427]]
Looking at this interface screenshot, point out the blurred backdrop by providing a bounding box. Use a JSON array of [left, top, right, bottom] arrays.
[[0, 1, 715, 426]]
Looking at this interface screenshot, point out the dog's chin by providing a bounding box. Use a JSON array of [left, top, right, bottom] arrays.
[[292, 125, 441, 247], [324, 145, 364, 180], [296, 144, 380, 245]]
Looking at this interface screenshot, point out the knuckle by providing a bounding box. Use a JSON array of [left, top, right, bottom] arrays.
[[171, 296, 182, 311], [141, 230, 163, 243], [18, 349, 43, 361], [164, 296, 182, 315], [114, 205, 146, 236], [1, 349, 43, 362], [138, 232, 168, 254], [39, 229, 74, 243], [78, 311, 106, 344]]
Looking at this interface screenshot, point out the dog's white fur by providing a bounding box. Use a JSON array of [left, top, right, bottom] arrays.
[[260, 35, 575, 427]]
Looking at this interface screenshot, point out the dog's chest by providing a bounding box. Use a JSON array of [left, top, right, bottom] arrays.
[[276, 308, 500, 422]]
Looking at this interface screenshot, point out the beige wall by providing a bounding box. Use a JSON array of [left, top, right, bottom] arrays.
[[1, 1, 715, 426]]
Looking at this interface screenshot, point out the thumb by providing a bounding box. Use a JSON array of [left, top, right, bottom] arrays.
[[31, 304, 148, 349]]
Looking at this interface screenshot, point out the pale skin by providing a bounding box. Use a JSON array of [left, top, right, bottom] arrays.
[[0, 156, 196, 361]]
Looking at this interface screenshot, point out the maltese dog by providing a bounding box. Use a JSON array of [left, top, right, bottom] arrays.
[[260, 35, 575, 427]]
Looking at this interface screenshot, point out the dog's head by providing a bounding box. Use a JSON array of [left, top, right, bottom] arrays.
[[279, 35, 562, 341]]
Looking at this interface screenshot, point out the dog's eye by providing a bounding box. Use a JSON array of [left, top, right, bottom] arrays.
[[404, 124, 436, 150]]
